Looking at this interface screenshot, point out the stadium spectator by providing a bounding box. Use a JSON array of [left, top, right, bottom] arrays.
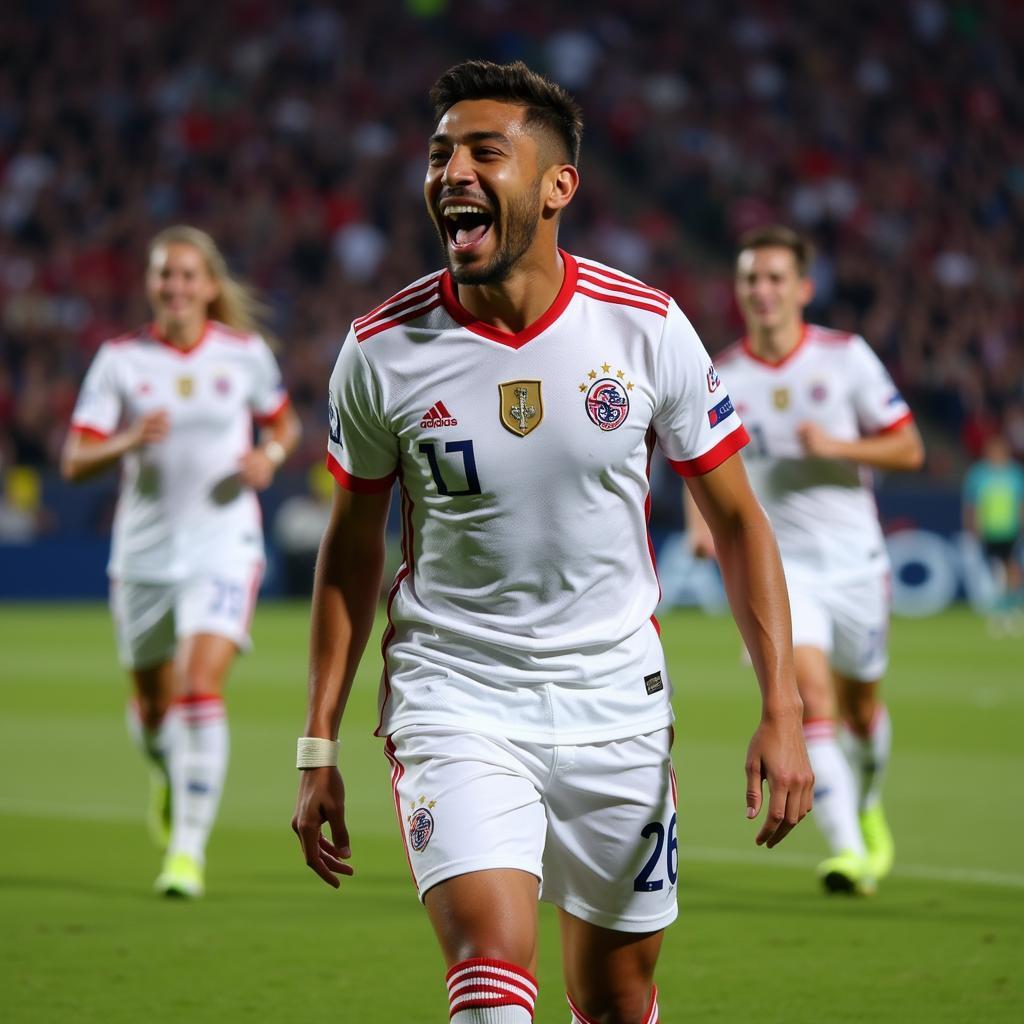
[[291, 61, 812, 1024], [686, 225, 925, 896], [61, 225, 301, 898], [962, 431, 1024, 632]]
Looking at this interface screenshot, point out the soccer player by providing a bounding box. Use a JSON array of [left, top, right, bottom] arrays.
[[686, 225, 925, 896], [963, 432, 1024, 632], [62, 226, 300, 898], [292, 62, 812, 1024]]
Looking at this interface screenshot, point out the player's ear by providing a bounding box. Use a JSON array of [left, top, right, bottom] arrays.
[[543, 164, 579, 215], [799, 275, 815, 307]]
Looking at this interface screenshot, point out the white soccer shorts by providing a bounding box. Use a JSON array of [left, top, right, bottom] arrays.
[[109, 565, 263, 669], [384, 725, 679, 934], [786, 570, 890, 682]]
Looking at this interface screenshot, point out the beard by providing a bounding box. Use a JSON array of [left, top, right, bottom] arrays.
[[438, 181, 541, 286]]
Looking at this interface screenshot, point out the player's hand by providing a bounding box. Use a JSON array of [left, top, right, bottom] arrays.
[[744, 711, 814, 848], [237, 448, 276, 490], [128, 410, 171, 449], [292, 766, 355, 888], [796, 421, 837, 459], [687, 526, 717, 560]]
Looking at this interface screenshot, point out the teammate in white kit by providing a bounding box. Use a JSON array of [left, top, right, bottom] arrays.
[[292, 63, 812, 1024], [687, 225, 924, 896], [62, 226, 300, 898]]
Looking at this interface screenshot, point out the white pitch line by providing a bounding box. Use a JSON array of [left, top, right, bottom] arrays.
[[3, 799, 1022, 890], [681, 845, 1024, 889]]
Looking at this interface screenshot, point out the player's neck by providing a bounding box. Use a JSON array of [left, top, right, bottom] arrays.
[[748, 320, 804, 362], [455, 248, 565, 334], [155, 317, 207, 349]]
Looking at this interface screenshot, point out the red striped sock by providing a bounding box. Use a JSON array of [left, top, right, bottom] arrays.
[[446, 958, 537, 1022], [567, 985, 659, 1023]]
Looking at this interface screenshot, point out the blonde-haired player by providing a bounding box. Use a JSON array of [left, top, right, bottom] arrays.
[[687, 225, 924, 895], [62, 226, 301, 897]]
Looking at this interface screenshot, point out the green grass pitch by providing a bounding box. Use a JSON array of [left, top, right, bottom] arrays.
[[1, 603, 1021, 1022]]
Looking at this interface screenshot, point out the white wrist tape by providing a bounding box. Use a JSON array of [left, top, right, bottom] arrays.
[[263, 440, 286, 467], [296, 736, 339, 769]]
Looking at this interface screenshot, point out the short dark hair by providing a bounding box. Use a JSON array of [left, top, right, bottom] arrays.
[[430, 60, 583, 167], [737, 225, 816, 277]]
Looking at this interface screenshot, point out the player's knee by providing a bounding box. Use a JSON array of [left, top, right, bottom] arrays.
[[568, 984, 656, 1024]]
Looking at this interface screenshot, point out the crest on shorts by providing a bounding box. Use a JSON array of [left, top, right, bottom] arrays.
[[579, 363, 633, 432], [772, 387, 790, 410], [407, 796, 436, 853], [176, 376, 194, 398], [499, 380, 543, 437]]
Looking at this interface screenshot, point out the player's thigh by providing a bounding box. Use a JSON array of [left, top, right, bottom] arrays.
[[788, 579, 836, 718], [176, 564, 264, 656], [828, 573, 890, 683], [109, 578, 177, 671], [559, 911, 664, 1024], [386, 726, 546, 962], [541, 728, 678, 937]]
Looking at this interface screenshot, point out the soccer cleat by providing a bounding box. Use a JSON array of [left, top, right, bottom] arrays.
[[860, 803, 895, 880], [146, 769, 172, 849], [154, 851, 204, 899], [816, 851, 876, 896]]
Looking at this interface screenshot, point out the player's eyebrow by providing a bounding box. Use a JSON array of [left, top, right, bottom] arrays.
[[429, 130, 512, 147]]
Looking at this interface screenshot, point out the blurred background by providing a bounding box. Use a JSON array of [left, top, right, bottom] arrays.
[[1, 0, 1021, 610]]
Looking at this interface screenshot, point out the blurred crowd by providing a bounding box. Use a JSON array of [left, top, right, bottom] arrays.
[[1, 0, 1022, 525]]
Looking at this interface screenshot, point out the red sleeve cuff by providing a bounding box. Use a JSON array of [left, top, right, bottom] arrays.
[[667, 426, 749, 478], [325, 452, 396, 494], [254, 394, 291, 426], [70, 423, 112, 441], [872, 411, 914, 436]]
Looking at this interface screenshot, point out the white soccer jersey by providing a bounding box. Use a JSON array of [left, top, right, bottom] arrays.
[[327, 252, 748, 743], [717, 324, 913, 582], [70, 320, 289, 583]]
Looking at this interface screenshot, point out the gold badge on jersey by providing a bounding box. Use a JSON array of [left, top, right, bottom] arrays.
[[176, 376, 194, 398], [772, 387, 790, 410], [499, 380, 543, 437]]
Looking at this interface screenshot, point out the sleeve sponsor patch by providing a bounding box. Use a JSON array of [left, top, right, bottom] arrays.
[[328, 395, 342, 444], [708, 394, 735, 427]]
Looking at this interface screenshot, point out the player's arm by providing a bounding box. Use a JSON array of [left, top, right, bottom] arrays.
[[60, 412, 170, 483], [684, 454, 813, 848], [797, 419, 925, 471], [239, 404, 303, 490], [683, 481, 716, 559], [292, 481, 391, 888]]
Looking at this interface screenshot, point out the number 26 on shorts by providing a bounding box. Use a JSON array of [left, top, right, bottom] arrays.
[[634, 813, 678, 892]]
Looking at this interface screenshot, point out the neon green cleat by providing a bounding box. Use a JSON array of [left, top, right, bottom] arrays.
[[154, 851, 204, 899], [146, 769, 172, 850], [816, 851, 876, 896], [860, 803, 895, 880]]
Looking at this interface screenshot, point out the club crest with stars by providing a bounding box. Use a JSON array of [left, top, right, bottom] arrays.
[[407, 795, 437, 853], [499, 380, 543, 437], [580, 362, 633, 431]]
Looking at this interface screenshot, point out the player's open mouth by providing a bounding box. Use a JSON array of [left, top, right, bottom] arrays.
[[443, 204, 494, 254]]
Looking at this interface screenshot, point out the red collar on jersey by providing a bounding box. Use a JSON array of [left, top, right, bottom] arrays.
[[149, 319, 212, 355], [439, 249, 579, 350], [741, 322, 809, 369]]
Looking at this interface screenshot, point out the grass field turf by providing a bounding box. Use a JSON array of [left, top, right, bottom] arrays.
[[0, 603, 1020, 1023]]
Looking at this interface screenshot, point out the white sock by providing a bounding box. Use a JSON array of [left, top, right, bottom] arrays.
[[447, 958, 536, 1023], [839, 704, 892, 812], [169, 695, 229, 863], [568, 985, 659, 1023], [125, 702, 180, 779], [804, 720, 866, 857]]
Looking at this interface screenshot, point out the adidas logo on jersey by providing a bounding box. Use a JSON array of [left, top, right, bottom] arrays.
[[420, 401, 458, 428]]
